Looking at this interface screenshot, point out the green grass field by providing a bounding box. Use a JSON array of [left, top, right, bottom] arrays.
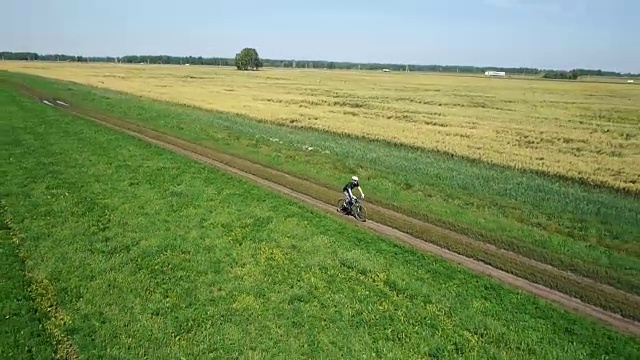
[[5, 71, 638, 301], [0, 218, 56, 360], [1, 80, 639, 357]]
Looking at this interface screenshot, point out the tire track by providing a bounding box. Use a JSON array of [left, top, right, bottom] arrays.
[[7, 80, 640, 338]]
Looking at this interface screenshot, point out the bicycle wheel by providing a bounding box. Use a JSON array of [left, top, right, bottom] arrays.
[[336, 198, 347, 214], [354, 204, 367, 222]]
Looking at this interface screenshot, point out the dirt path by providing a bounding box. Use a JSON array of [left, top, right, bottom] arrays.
[[7, 80, 640, 338]]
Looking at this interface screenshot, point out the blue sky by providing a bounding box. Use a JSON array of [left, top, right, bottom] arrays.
[[2, 0, 639, 72]]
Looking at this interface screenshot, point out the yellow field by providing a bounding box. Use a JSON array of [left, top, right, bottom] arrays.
[[3, 61, 639, 191]]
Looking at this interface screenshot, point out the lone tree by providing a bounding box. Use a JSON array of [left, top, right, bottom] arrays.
[[235, 48, 263, 71]]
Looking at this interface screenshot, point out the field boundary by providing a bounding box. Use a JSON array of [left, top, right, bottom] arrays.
[[5, 80, 640, 338], [2, 203, 80, 360]]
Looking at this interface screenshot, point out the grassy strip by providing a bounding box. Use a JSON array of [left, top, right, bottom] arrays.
[[0, 206, 56, 360], [2, 82, 640, 358], [6, 71, 638, 297], [4, 210, 80, 360]]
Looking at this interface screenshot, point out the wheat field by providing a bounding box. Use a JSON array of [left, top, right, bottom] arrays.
[[2, 61, 639, 191]]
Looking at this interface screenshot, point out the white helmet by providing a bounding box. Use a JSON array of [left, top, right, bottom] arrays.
[[352, 176, 359, 182]]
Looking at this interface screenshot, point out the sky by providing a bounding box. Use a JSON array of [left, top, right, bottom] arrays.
[[2, 0, 639, 72]]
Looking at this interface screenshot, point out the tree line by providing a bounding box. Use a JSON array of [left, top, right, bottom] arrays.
[[1, 51, 637, 78]]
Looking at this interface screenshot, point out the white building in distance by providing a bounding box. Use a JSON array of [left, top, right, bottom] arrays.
[[484, 71, 506, 77]]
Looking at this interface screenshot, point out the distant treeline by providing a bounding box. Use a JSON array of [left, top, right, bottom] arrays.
[[542, 70, 579, 80], [2, 51, 638, 78]]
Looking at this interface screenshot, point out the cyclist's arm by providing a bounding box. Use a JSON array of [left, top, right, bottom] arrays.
[[347, 188, 354, 198]]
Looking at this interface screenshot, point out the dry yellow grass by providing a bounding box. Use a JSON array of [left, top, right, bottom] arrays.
[[2, 61, 639, 191]]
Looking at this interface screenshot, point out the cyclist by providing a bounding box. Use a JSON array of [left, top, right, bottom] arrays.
[[342, 176, 364, 212]]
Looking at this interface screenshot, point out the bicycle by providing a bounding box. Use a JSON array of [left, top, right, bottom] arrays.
[[337, 196, 367, 222]]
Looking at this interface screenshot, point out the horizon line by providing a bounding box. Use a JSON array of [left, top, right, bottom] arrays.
[[2, 50, 639, 75]]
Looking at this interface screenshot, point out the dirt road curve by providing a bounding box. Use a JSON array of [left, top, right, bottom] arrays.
[[8, 81, 640, 338]]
